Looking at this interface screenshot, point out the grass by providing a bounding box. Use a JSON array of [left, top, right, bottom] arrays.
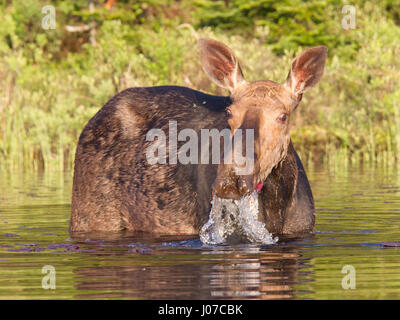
[[0, 0, 399, 172]]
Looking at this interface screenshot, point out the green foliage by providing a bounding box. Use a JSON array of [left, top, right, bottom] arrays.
[[194, 0, 344, 53], [0, 0, 399, 171]]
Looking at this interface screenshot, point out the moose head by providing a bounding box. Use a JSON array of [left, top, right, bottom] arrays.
[[198, 38, 327, 200]]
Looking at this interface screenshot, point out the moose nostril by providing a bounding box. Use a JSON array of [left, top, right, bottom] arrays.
[[238, 179, 248, 194], [238, 179, 245, 189]]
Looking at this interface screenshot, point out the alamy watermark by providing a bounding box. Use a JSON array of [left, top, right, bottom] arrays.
[[41, 5, 56, 30], [42, 265, 56, 290], [145, 121, 255, 175], [342, 5, 356, 30], [341, 265, 356, 289]]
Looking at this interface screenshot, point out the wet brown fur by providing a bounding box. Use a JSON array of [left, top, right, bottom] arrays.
[[70, 86, 314, 236]]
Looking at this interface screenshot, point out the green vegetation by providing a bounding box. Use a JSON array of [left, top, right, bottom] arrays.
[[0, 0, 399, 171]]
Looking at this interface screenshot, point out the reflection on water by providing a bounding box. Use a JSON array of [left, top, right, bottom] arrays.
[[70, 240, 308, 299], [1, 164, 400, 299]]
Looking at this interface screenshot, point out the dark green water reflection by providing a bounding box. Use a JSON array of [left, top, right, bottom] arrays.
[[0, 165, 400, 299]]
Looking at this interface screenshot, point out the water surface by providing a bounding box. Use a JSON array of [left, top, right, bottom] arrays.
[[0, 165, 400, 299]]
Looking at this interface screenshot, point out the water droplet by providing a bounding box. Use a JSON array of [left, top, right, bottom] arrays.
[[200, 192, 278, 245]]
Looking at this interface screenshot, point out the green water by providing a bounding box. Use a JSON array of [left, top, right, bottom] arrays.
[[0, 165, 400, 299]]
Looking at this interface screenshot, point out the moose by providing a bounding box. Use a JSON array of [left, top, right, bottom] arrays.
[[70, 38, 327, 241]]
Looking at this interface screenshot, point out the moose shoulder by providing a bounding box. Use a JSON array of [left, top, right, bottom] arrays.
[[70, 38, 327, 240]]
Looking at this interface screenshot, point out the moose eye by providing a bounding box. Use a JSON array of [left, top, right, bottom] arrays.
[[226, 108, 233, 119], [276, 113, 288, 124]]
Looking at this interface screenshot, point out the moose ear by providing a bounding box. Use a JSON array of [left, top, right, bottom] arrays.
[[285, 46, 327, 96], [198, 38, 247, 93]]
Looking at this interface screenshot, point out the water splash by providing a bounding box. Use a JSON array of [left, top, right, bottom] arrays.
[[200, 191, 278, 245]]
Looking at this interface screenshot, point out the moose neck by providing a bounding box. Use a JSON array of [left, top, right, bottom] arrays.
[[259, 141, 298, 235]]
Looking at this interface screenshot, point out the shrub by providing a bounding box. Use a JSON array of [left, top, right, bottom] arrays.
[[0, 0, 399, 171]]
